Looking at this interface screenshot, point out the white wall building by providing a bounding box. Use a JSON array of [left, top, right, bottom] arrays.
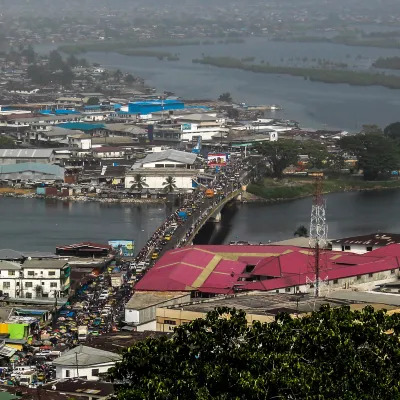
[[0, 259, 70, 299], [331, 233, 400, 254], [125, 149, 198, 190], [53, 345, 121, 381], [125, 291, 191, 331]]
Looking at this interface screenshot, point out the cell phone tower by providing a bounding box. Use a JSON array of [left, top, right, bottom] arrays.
[[309, 173, 328, 297]]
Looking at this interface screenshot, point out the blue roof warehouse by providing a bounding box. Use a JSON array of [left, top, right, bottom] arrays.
[[128, 100, 184, 115]]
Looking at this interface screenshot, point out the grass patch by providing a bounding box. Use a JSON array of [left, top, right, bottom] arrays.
[[247, 178, 400, 201]]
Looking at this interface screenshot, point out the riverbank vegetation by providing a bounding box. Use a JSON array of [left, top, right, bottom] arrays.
[[247, 177, 400, 202], [57, 38, 245, 55], [272, 33, 400, 50], [373, 56, 400, 70], [192, 56, 400, 89], [246, 123, 400, 201]]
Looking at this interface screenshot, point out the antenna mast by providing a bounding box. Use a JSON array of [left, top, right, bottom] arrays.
[[309, 173, 327, 297]]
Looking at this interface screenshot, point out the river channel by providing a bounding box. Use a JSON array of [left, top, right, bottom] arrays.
[[37, 37, 400, 131], [3, 189, 400, 252]]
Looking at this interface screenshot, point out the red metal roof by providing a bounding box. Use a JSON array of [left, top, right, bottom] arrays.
[[135, 245, 400, 294]]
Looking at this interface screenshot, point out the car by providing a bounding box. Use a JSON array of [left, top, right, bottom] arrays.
[[151, 252, 159, 260], [164, 234, 171, 241]]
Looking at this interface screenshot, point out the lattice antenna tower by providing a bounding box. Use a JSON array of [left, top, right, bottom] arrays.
[[309, 174, 328, 297]]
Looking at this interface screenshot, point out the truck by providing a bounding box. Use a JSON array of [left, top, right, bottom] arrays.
[[205, 189, 215, 198], [78, 326, 88, 342]]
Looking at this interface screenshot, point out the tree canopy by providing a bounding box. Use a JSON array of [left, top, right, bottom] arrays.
[[86, 97, 100, 106], [255, 139, 300, 178], [384, 122, 400, 140], [0, 136, 15, 148], [110, 306, 400, 400], [218, 92, 233, 102], [340, 132, 399, 180]]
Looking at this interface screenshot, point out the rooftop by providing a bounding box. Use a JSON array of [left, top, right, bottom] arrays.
[[0, 260, 21, 271], [53, 345, 121, 367], [42, 378, 114, 398], [331, 233, 400, 246], [134, 244, 400, 295], [0, 163, 64, 180], [126, 291, 189, 310], [140, 149, 197, 165], [0, 149, 54, 159], [88, 331, 169, 353], [22, 259, 68, 269]]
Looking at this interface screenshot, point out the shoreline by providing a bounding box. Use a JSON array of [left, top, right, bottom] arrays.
[[244, 181, 400, 204], [0, 192, 166, 204]]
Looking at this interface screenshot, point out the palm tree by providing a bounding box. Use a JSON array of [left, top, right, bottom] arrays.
[[130, 174, 148, 193], [162, 176, 177, 193], [294, 225, 308, 237]]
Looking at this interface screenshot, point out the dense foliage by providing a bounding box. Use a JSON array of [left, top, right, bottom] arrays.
[[110, 306, 400, 399], [339, 132, 400, 180], [255, 140, 300, 178], [193, 56, 400, 89]]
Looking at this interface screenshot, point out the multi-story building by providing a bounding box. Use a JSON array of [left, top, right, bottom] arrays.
[[0, 259, 70, 299]]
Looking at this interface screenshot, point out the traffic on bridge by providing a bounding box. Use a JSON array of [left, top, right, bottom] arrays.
[[131, 153, 250, 281]]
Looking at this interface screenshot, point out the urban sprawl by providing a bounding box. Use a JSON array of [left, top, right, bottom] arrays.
[[1, 7, 400, 399]]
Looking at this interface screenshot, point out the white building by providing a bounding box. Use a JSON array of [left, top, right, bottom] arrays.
[[53, 345, 121, 381], [0, 259, 70, 299], [91, 146, 125, 159], [68, 134, 92, 150], [331, 233, 400, 254], [125, 149, 198, 190], [125, 291, 191, 331]]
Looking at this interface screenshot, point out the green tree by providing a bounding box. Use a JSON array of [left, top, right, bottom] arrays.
[[218, 92, 233, 102], [22, 44, 36, 64], [162, 176, 177, 193], [110, 306, 400, 399], [48, 50, 65, 71], [384, 122, 400, 140], [130, 174, 148, 192], [294, 225, 308, 237], [328, 151, 346, 172], [340, 133, 399, 180], [113, 69, 123, 83], [255, 140, 300, 178], [302, 141, 329, 169], [66, 54, 79, 68], [86, 97, 100, 106], [125, 73, 135, 84], [0, 136, 15, 148]]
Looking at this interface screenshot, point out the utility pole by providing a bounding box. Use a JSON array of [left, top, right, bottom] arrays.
[[309, 173, 327, 297]]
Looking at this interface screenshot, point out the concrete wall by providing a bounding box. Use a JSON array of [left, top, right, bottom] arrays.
[[331, 243, 380, 254], [56, 362, 116, 381], [143, 160, 187, 168], [136, 320, 156, 332], [125, 293, 191, 325], [125, 174, 194, 190]]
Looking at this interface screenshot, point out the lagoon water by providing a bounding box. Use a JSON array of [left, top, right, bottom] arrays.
[[2, 189, 400, 252], [37, 37, 400, 130]]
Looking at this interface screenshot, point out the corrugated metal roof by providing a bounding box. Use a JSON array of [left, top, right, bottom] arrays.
[[141, 149, 197, 165], [0, 149, 54, 159], [0, 163, 64, 179], [135, 244, 400, 294], [53, 345, 121, 367]]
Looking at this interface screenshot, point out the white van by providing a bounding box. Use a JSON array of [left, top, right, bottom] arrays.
[[13, 366, 34, 374]]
